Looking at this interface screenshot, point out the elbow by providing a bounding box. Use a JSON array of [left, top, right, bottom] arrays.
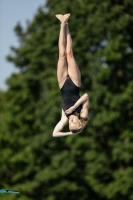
[[85, 93, 89, 99], [53, 131, 59, 137], [52, 131, 56, 137]]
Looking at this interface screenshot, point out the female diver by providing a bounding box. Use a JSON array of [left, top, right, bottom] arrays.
[[53, 13, 89, 137]]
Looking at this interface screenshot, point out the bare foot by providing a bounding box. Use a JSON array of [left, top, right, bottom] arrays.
[[55, 13, 71, 24], [63, 13, 71, 23], [55, 14, 64, 23]]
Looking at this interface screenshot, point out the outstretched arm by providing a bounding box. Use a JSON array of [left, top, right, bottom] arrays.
[[53, 109, 72, 137], [65, 93, 89, 118]]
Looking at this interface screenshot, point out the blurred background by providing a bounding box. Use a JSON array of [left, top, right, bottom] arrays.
[[0, 0, 133, 200], [0, 0, 45, 90]]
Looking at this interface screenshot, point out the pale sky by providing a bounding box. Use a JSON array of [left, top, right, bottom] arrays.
[[0, 0, 46, 90]]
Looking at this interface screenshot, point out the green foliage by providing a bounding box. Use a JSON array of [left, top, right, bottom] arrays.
[[0, 0, 133, 200]]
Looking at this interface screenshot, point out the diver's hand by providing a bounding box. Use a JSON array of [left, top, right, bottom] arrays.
[[65, 106, 75, 114]]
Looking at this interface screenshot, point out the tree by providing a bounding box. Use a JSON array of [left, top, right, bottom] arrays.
[[0, 0, 133, 200]]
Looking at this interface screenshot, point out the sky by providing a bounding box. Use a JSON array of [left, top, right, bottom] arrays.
[[0, 0, 46, 90]]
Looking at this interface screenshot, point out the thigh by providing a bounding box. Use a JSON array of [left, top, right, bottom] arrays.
[[57, 57, 68, 89], [67, 55, 81, 87]]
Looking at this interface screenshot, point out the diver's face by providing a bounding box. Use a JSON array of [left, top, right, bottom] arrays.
[[69, 114, 78, 123], [69, 114, 81, 130]]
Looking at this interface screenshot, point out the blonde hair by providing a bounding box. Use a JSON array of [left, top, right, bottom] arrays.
[[70, 117, 89, 134]]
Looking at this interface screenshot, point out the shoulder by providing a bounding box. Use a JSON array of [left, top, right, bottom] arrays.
[[80, 108, 88, 119], [61, 109, 68, 124]]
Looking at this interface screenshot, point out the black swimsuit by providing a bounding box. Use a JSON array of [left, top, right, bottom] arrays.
[[60, 76, 82, 118]]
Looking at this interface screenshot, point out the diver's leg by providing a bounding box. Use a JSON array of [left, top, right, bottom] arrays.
[[65, 19, 81, 87], [55, 14, 68, 89]]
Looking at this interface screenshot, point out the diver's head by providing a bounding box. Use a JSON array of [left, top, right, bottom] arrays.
[[69, 113, 82, 134]]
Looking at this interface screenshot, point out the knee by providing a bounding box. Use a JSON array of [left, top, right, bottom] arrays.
[[66, 49, 73, 57], [59, 50, 66, 59]]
